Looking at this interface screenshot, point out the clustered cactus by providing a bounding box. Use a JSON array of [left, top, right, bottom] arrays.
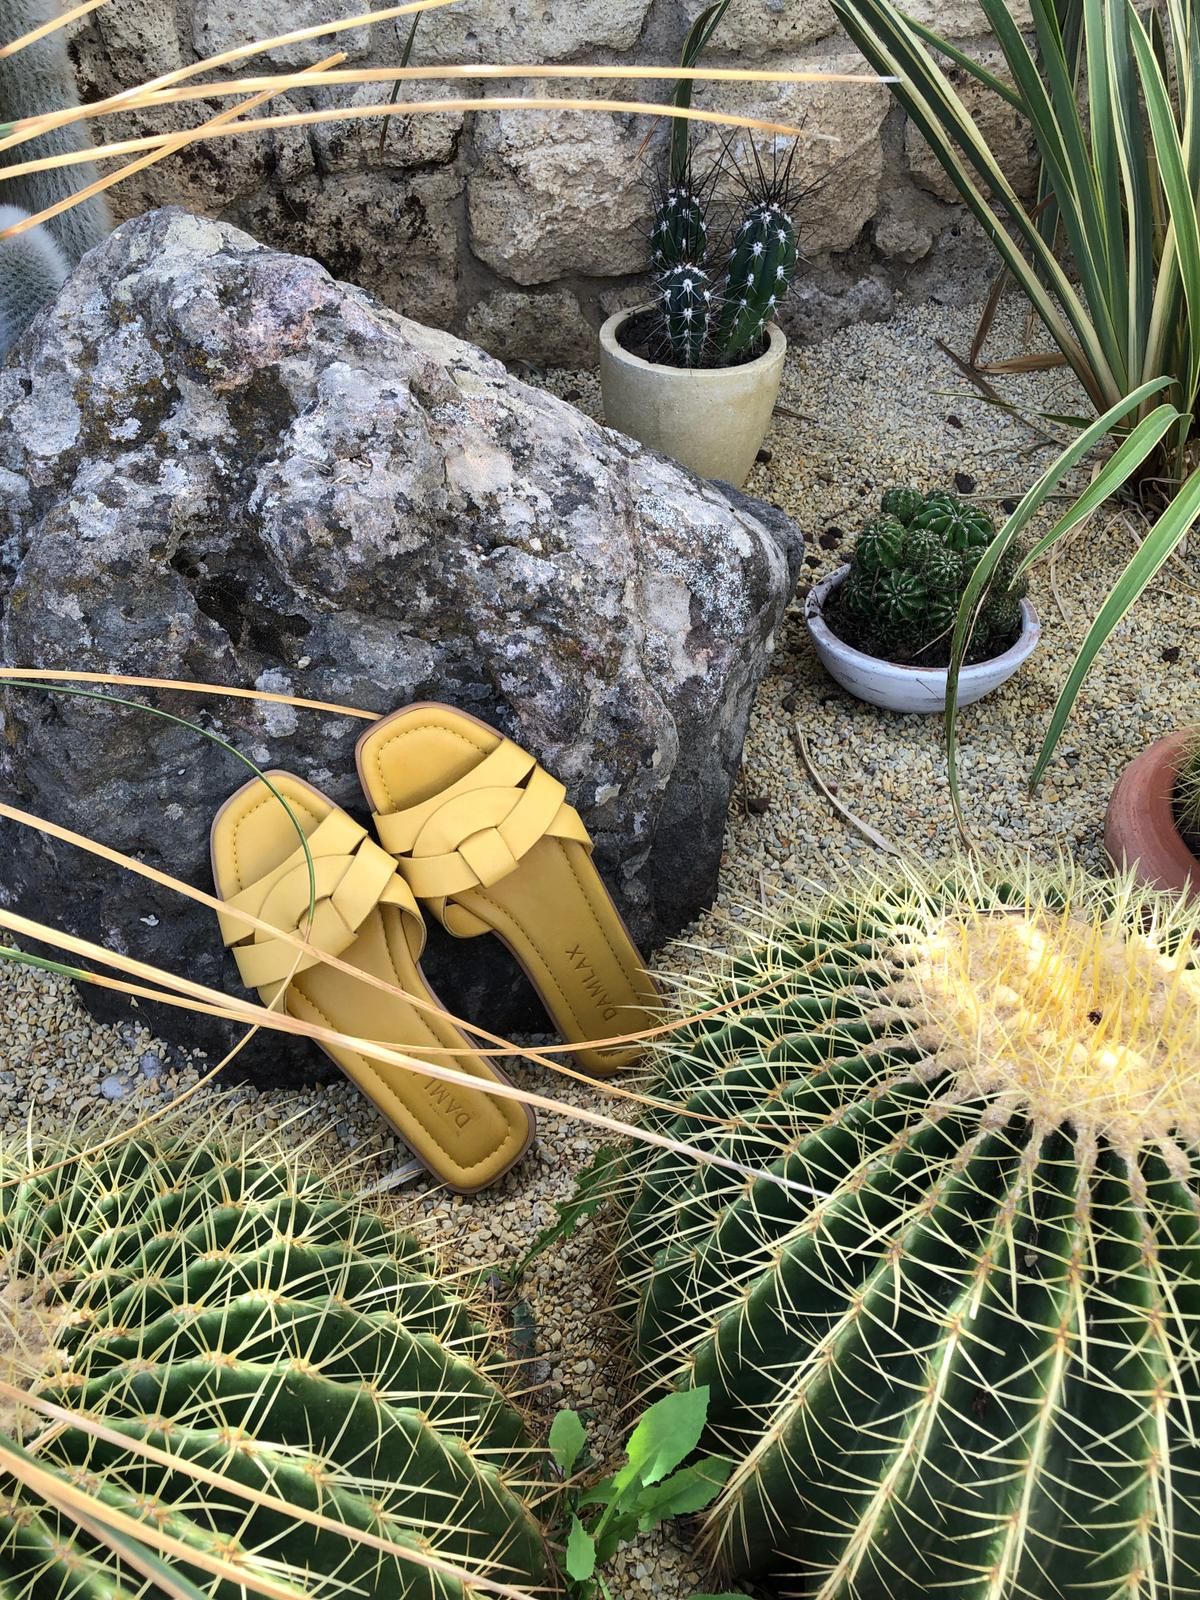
[[612, 859, 1200, 1597], [830, 485, 1028, 666], [0, 1133, 548, 1597], [648, 161, 798, 370]]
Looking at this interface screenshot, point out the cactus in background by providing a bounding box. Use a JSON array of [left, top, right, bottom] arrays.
[[658, 259, 714, 368], [645, 142, 799, 370], [829, 486, 1026, 665], [0, 0, 112, 359], [715, 200, 798, 360], [0, 201, 66, 351], [0, 1131, 548, 1597], [613, 859, 1200, 1597]]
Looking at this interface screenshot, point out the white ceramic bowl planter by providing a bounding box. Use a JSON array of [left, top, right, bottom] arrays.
[[805, 566, 1041, 714], [598, 306, 786, 488]]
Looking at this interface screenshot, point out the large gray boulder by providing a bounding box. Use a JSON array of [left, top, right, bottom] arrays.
[[0, 208, 801, 1077]]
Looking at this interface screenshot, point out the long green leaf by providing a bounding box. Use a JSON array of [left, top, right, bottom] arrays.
[[944, 378, 1172, 830], [669, 0, 733, 184], [1130, 4, 1200, 426], [833, 0, 1113, 406], [1030, 467, 1200, 787]]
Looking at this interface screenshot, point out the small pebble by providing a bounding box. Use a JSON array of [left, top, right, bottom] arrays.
[[100, 1075, 128, 1101]]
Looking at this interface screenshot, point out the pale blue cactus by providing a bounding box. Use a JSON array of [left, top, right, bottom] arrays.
[[0, 0, 112, 359]]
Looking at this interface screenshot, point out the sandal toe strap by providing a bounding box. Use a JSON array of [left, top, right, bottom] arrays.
[[219, 809, 422, 990], [373, 737, 591, 918]]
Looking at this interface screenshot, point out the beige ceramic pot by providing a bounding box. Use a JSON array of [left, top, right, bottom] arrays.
[[598, 305, 786, 487]]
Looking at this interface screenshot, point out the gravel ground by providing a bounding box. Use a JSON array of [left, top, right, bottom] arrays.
[[2, 294, 1198, 1597]]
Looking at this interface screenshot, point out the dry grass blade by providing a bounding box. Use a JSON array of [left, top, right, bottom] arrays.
[[0, 794, 779, 1140], [0, 901, 827, 1200], [792, 723, 901, 856], [0, 0, 460, 145], [0, 1413, 548, 1600], [0, 49, 345, 239], [0, 665, 377, 717], [0, 0, 105, 61], [0, 97, 848, 216], [0, 1444, 307, 1600]]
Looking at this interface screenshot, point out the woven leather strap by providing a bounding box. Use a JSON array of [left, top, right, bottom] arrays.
[[372, 737, 591, 926], [217, 809, 423, 991]]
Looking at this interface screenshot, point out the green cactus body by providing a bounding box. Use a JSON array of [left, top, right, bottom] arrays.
[[657, 261, 713, 368], [875, 566, 926, 627], [651, 185, 708, 271], [853, 516, 906, 573], [716, 202, 797, 360], [914, 497, 994, 551], [614, 862, 1200, 1598], [879, 486, 924, 525], [0, 1138, 547, 1597]]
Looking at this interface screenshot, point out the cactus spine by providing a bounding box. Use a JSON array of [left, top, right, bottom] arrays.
[[614, 859, 1200, 1598], [0, 0, 112, 358], [0, 1132, 548, 1596]]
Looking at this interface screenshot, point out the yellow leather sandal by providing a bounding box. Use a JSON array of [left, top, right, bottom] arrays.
[[355, 704, 658, 1078], [211, 771, 535, 1192]]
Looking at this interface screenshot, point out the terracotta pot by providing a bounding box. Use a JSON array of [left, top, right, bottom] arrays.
[[1104, 729, 1200, 895], [598, 306, 786, 488]]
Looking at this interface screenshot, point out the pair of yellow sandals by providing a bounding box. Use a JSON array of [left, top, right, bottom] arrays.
[[211, 703, 656, 1193]]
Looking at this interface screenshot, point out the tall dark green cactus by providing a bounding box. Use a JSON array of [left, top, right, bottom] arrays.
[[613, 859, 1200, 1598], [651, 184, 708, 271], [0, 1131, 548, 1597], [658, 260, 714, 368], [716, 201, 798, 360], [645, 144, 799, 369]]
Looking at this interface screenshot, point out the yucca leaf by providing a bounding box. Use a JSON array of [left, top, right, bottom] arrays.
[[944, 378, 1172, 829], [1130, 5, 1200, 420], [669, 0, 733, 184], [1029, 467, 1200, 789]]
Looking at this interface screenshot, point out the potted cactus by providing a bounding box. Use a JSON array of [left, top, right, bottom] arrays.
[[1105, 726, 1200, 897], [598, 148, 798, 487], [804, 486, 1041, 712]]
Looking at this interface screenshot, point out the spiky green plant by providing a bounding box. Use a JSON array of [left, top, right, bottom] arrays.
[[658, 260, 714, 369], [878, 485, 923, 525], [715, 200, 798, 362], [830, 487, 1026, 666], [1175, 729, 1200, 840], [612, 858, 1200, 1598], [650, 184, 709, 272], [0, 0, 112, 359], [0, 1130, 548, 1597], [912, 494, 992, 551]]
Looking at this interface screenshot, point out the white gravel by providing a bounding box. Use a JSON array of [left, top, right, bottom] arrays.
[[2, 293, 1196, 1598]]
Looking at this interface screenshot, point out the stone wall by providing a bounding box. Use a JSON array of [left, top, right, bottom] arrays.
[[64, 0, 1035, 365]]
